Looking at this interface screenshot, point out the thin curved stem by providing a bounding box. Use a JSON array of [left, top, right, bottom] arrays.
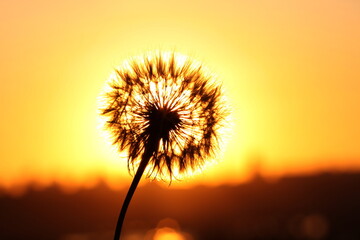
[[113, 153, 151, 240]]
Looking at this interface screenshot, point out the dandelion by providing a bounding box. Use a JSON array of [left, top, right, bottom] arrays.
[[100, 51, 228, 240]]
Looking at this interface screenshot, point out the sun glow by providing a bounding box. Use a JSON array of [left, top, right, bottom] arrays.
[[153, 228, 187, 240], [1, 0, 360, 192]]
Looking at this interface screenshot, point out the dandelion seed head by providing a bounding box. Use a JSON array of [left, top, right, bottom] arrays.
[[100, 51, 229, 181]]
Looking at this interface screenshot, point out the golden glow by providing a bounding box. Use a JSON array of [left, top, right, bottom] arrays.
[[153, 228, 187, 240], [1, 0, 360, 191], [148, 218, 192, 240]]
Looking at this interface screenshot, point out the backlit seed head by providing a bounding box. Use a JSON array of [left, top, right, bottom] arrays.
[[100, 51, 228, 181]]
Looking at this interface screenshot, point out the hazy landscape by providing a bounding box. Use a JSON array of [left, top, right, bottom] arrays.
[[1, 171, 360, 240]]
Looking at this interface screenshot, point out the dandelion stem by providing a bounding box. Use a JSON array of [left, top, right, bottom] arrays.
[[102, 52, 228, 240], [113, 148, 154, 240]]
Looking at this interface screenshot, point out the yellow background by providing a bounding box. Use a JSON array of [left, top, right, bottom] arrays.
[[1, 0, 359, 191]]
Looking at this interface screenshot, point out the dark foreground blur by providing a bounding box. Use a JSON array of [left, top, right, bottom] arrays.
[[1, 172, 360, 240]]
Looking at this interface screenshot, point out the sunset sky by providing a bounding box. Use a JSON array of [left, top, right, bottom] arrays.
[[1, 0, 359, 191]]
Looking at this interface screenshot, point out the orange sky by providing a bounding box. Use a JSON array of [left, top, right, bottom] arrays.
[[1, 0, 359, 191]]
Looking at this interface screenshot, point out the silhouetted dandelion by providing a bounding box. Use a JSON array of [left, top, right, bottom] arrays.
[[99, 51, 228, 240]]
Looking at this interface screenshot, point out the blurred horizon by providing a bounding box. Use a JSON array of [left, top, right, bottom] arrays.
[[1, 171, 360, 239], [1, 160, 359, 197]]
